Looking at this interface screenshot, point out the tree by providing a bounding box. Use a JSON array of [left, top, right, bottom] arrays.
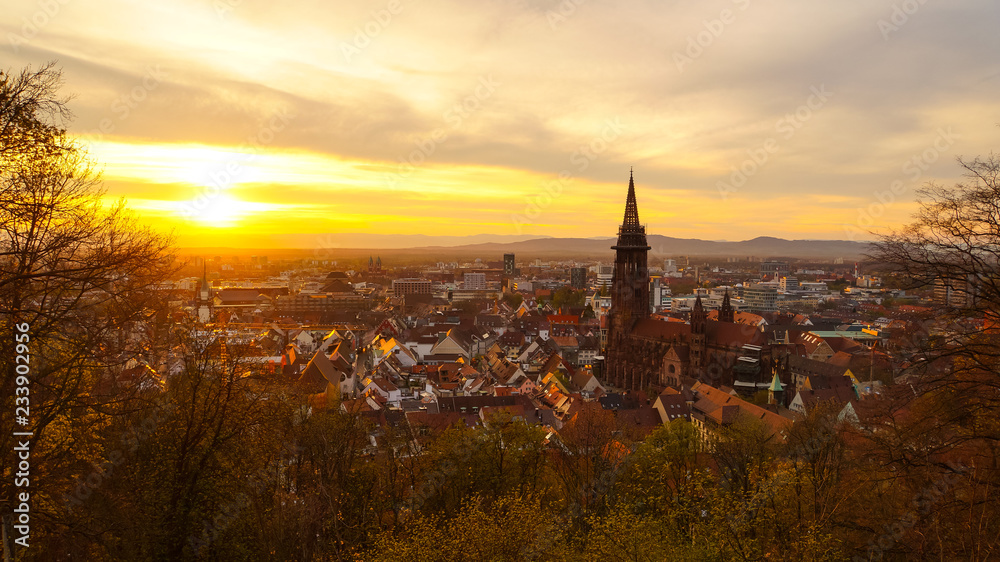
[[0, 63, 174, 557], [501, 291, 523, 309], [870, 153, 1000, 375], [863, 150, 1000, 559], [551, 286, 585, 310]]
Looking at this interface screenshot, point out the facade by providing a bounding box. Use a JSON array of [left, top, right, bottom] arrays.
[[464, 272, 487, 290], [779, 276, 799, 292], [744, 283, 778, 314], [760, 261, 790, 278], [392, 278, 433, 297], [273, 292, 368, 315], [570, 267, 587, 289], [596, 264, 613, 288], [934, 276, 976, 308], [650, 277, 672, 312]]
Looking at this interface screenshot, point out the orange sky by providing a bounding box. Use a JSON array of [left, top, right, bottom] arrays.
[[4, 0, 999, 247]]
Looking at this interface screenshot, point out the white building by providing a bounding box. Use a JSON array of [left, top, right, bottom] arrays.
[[463, 272, 487, 290]]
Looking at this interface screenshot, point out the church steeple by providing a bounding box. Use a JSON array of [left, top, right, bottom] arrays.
[[607, 169, 652, 390], [719, 289, 734, 323], [623, 168, 640, 227], [609, 171, 651, 326], [198, 263, 209, 300], [613, 169, 650, 251], [197, 262, 211, 323], [768, 372, 785, 405]]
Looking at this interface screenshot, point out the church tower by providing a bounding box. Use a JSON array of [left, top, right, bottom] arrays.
[[719, 289, 734, 323], [196, 264, 212, 323], [607, 171, 651, 389], [609, 170, 651, 335], [690, 294, 706, 375], [768, 371, 785, 406]]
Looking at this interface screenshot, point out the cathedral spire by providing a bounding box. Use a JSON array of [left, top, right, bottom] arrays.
[[613, 169, 650, 251], [623, 168, 640, 227]]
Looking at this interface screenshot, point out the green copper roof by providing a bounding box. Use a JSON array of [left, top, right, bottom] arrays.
[[769, 372, 784, 392]]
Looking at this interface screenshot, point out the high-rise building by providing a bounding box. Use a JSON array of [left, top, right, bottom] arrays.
[[744, 283, 778, 314], [571, 267, 587, 289], [597, 264, 614, 288], [934, 276, 976, 308], [503, 253, 516, 276]]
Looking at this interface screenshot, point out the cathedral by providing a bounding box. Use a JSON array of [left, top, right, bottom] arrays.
[[604, 172, 768, 392]]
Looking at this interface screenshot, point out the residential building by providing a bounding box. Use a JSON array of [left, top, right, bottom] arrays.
[[393, 278, 433, 297]]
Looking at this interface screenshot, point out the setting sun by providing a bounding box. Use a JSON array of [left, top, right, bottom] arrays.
[[178, 193, 280, 228]]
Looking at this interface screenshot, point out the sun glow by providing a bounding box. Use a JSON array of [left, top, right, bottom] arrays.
[[181, 193, 256, 227]]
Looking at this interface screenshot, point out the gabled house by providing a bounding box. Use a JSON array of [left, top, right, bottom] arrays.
[[653, 388, 691, 424], [428, 328, 475, 362], [373, 336, 418, 368], [361, 376, 402, 405]]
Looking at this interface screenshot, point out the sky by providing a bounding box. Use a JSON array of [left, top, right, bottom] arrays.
[[3, 0, 999, 248]]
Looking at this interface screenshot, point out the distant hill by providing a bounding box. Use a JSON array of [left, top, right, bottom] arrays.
[[178, 234, 872, 261], [412, 235, 872, 260]]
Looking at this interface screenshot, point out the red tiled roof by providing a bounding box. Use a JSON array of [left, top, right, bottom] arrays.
[[691, 382, 791, 438]]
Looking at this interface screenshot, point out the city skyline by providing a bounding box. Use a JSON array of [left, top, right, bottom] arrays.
[[3, 0, 998, 247]]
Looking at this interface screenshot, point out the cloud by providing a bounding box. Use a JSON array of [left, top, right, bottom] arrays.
[[2, 0, 999, 243]]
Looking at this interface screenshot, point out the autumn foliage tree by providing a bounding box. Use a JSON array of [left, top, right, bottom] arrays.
[[0, 63, 174, 557]]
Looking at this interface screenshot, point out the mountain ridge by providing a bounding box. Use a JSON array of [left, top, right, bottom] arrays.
[[178, 235, 873, 259]]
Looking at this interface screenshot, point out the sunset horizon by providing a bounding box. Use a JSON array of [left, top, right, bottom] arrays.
[[5, 0, 997, 248]]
